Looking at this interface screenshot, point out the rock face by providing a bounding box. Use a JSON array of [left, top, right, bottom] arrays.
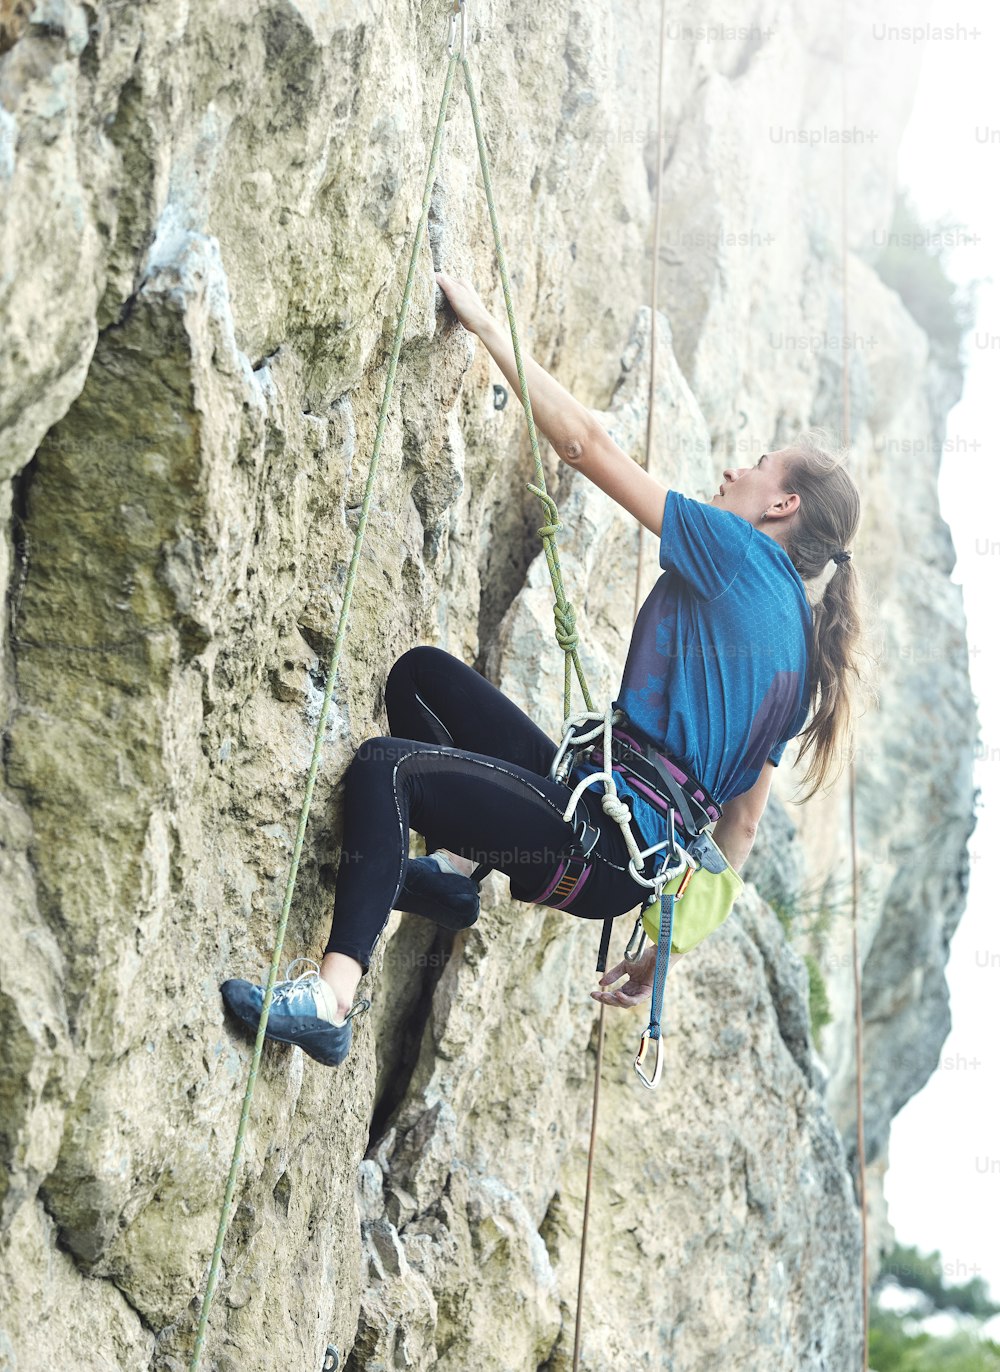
[[0, 1, 975, 1370]]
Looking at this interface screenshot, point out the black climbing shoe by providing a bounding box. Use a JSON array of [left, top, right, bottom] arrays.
[[395, 856, 481, 931]]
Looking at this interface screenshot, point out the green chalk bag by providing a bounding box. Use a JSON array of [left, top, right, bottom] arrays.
[[641, 832, 743, 955]]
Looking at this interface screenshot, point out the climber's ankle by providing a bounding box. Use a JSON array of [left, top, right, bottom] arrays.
[[434, 848, 477, 879], [320, 952, 364, 1018]]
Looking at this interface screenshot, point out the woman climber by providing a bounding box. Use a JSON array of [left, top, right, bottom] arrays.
[[221, 270, 864, 1068]]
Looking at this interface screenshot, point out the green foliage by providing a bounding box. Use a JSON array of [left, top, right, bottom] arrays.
[[767, 874, 856, 1046], [873, 189, 981, 374], [768, 875, 846, 941], [869, 1306, 1000, 1372], [803, 952, 832, 1040], [877, 1243, 1000, 1320], [870, 1243, 1000, 1372]]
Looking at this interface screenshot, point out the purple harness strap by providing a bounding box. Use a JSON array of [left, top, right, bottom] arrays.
[[591, 725, 722, 830], [529, 851, 595, 910]]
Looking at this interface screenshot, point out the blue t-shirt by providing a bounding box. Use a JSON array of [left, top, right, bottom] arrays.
[[571, 488, 813, 851]]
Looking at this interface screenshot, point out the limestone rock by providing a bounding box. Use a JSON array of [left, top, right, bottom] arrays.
[[0, 0, 974, 1368]]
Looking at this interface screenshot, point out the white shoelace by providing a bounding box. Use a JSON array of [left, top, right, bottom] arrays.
[[270, 957, 370, 1026], [270, 959, 340, 1022]]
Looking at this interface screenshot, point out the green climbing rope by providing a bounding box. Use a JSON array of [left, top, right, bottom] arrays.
[[191, 19, 594, 1368], [459, 53, 594, 720], [188, 48, 462, 1372]]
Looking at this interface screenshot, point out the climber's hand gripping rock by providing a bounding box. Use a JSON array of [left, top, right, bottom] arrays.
[[435, 269, 493, 336]]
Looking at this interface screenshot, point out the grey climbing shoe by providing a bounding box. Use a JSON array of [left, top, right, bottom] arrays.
[[220, 958, 370, 1067]]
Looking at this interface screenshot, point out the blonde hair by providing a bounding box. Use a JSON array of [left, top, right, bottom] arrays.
[[779, 429, 871, 802]]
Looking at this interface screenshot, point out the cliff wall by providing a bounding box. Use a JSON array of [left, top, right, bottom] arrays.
[[0, 1, 975, 1368]]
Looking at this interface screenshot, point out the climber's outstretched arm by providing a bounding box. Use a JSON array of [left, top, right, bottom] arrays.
[[480, 310, 670, 535], [475, 313, 596, 463], [437, 271, 593, 461], [484, 314, 672, 536], [436, 272, 669, 533], [569, 418, 669, 537]]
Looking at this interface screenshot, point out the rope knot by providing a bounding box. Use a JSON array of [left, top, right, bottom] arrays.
[[601, 793, 631, 825], [553, 601, 578, 653]]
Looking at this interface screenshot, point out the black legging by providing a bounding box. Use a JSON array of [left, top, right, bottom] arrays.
[[323, 647, 654, 972]]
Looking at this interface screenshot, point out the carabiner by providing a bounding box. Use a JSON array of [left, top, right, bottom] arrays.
[[634, 1027, 664, 1089], [447, 0, 469, 57], [549, 713, 592, 784], [674, 865, 695, 900], [623, 915, 647, 962]]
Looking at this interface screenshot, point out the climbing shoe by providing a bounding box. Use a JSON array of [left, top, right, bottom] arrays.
[[395, 854, 482, 932], [220, 958, 370, 1067]]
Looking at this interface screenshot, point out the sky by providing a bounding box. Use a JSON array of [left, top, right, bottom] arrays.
[[876, 0, 1000, 1330]]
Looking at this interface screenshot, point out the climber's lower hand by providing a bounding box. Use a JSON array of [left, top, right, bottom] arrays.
[[591, 943, 684, 1009], [590, 944, 658, 1009], [434, 270, 492, 336]]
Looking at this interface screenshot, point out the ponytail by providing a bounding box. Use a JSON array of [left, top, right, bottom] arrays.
[[779, 430, 873, 802]]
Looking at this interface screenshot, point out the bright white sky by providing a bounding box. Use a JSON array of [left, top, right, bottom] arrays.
[[879, 0, 1000, 1327]]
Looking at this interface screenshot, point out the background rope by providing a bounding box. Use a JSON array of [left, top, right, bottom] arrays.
[[188, 50, 462, 1372], [573, 0, 669, 1361], [840, 0, 869, 1359]]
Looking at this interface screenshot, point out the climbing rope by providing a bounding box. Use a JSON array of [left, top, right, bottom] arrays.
[[188, 39, 463, 1372], [192, 5, 608, 1363], [839, 0, 869, 1360], [457, 54, 593, 719]]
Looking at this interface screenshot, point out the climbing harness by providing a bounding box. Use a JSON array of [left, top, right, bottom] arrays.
[[546, 702, 743, 1087], [551, 708, 722, 838], [548, 703, 697, 898]]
